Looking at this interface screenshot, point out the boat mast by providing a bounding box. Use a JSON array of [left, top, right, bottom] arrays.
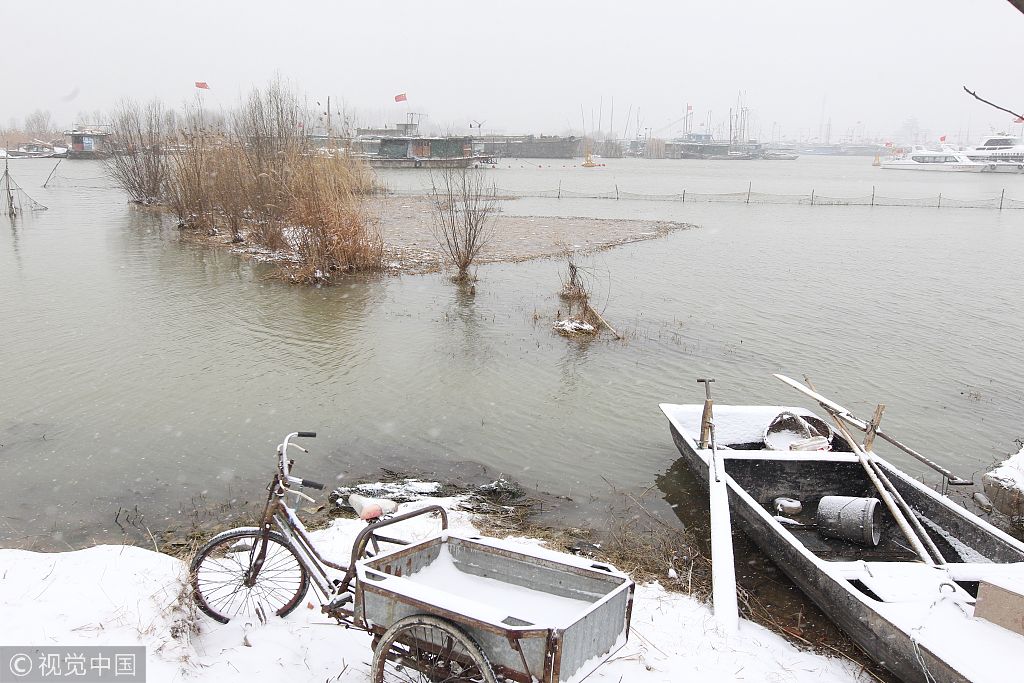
[[728, 108, 733, 152]]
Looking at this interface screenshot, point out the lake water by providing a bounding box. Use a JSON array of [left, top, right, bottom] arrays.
[[2, 156, 1022, 548]]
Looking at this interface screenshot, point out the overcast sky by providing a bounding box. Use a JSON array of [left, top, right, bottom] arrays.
[[5, 0, 1023, 143]]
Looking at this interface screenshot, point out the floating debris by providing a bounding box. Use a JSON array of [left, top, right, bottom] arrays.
[[553, 319, 595, 335]]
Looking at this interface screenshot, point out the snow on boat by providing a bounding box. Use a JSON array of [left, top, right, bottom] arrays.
[[660, 390, 1024, 683]]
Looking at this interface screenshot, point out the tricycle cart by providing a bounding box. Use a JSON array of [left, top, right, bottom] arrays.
[[190, 432, 634, 682]]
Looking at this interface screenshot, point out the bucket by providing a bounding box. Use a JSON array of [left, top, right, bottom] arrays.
[[815, 495, 882, 546]]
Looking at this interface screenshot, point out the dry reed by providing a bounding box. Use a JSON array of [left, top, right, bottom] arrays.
[[112, 80, 382, 281]]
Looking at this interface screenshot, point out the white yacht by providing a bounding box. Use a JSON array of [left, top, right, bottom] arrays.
[[880, 147, 986, 172], [965, 135, 1024, 164]]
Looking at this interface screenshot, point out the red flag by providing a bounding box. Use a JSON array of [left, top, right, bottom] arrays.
[[939, 135, 946, 142], [195, 81, 210, 90], [394, 93, 407, 102], [1015, 116, 1024, 123], [686, 104, 692, 111]]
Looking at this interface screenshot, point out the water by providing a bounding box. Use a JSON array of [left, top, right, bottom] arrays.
[[2, 156, 1022, 548]]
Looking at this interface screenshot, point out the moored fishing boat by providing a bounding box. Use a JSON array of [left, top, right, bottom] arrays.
[[659, 376, 1024, 683]]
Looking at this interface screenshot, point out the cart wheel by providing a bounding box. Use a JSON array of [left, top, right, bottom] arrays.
[[371, 614, 498, 683], [190, 527, 309, 624]]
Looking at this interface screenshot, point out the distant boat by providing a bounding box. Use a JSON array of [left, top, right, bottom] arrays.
[[965, 135, 1024, 164], [2, 141, 67, 159], [980, 161, 1024, 174], [881, 147, 986, 172], [363, 135, 492, 169], [762, 150, 799, 161], [63, 128, 113, 159], [706, 152, 757, 160]]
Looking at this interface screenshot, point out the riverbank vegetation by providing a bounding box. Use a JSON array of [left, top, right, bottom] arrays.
[[555, 251, 621, 338], [105, 82, 382, 283], [428, 166, 497, 282]]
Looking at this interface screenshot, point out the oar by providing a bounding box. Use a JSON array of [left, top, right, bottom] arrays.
[[776, 375, 935, 564], [773, 374, 972, 485], [800, 378, 945, 565], [698, 379, 739, 634]]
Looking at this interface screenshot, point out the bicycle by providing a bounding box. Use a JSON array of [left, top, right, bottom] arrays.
[[189, 431, 633, 683]]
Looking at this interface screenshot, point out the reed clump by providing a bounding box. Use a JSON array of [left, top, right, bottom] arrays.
[[108, 81, 382, 282]]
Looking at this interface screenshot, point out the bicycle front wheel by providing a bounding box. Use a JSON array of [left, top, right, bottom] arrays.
[[190, 527, 309, 624]]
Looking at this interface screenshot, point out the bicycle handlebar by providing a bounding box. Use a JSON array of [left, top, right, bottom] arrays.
[[278, 431, 318, 481]]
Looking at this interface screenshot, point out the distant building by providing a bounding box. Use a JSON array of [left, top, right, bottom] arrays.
[[477, 135, 582, 159], [64, 127, 112, 159], [356, 121, 421, 138]]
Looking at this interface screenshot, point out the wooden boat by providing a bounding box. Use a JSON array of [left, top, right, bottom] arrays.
[[660, 383, 1024, 683]]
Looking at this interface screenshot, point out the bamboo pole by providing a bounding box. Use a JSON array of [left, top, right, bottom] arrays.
[[772, 373, 971, 484], [863, 404, 885, 452], [585, 302, 621, 340], [858, 405, 944, 563], [825, 405, 934, 564], [803, 379, 934, 565]]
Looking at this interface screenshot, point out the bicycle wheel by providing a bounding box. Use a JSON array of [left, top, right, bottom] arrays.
[[190, 527, 309, 624], [371, 615, 497, 683]]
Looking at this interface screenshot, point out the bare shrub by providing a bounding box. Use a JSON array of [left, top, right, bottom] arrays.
[[428, 166, 496, 282], [558, 251, 599, 330], [556, 250, 621, 338], [106, 99, 172, 204]]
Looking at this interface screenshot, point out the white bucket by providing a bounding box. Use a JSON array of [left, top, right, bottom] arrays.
[[815, 495, 882, 546]]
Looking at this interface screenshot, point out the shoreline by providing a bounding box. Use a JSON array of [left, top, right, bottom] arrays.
[[375, 194, 696, 274], [175, 194, 696, 277], [1, 473, 895, 681], [0, 494, 874, 683]]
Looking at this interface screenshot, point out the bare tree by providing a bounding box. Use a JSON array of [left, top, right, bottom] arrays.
[[23, 109, 55, 139], [105, 99, 170, 204], [428, 166, 497, 282], [962, 86, 1023, 121]]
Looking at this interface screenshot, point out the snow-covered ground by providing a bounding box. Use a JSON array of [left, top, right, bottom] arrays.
[[983, 444, 1024, 517], [0, 497, 867, 682]]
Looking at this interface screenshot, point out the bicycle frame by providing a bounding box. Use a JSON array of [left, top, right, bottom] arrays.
[[244, 432, 448, 625]]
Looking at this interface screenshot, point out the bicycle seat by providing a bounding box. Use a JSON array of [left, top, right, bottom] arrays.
[[349, 493, 399, 520]]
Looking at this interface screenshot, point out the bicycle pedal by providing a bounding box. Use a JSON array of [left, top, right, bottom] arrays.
[[323, 593, 353, 612]]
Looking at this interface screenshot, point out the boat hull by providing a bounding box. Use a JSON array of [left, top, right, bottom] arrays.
[[367, 155, 490, 169], [667, 423, 976, 683], [880, 163, 984, 172]]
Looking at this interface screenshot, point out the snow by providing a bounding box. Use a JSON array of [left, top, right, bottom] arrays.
[[661, 404, 823, 446], [982, 445, 1024, 516], [394, 543, 594, 627], [553, 319, 595, 334], [0, 497, 866, 683], [334, 479, 442, 504], [987, 445, 1024, 490]]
